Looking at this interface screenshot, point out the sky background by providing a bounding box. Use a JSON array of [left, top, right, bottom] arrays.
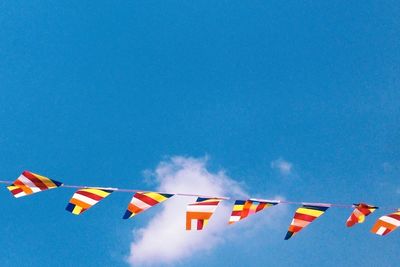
[[1, 1, 400, 266]]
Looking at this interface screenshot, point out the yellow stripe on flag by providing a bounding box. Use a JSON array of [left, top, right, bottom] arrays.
[[233, 205, 244, 211], [83, 188, 110, 197], [146, 192, 167, 202], [297, 208, 324, 217]]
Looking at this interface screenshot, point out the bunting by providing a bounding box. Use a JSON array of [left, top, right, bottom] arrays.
[[123, 192, 174, 219], [346, 203, 377, 227], [186, 197, 222, 230], [371, 210, 400, 236], [229, 199, 279, 224], [66, 188, 113, 215], [7, 171, 62, 198], [285, 204, 330, 240], [3, 170, 400, 239]]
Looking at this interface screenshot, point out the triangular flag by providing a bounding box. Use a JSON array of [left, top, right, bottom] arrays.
[[65, 188, 113, 215], [7, 170, 62, 198], [228, 199, 279, 224], [123, 192, 174, 219], [371, 209, 400, 236], [186, 197, 222, 230], [285, 204, 330, 240], [346, 203, 377, 227]]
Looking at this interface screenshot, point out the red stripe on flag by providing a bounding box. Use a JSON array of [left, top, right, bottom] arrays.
[[256, 202, 267, 212], [346, 214, 358, 226], [231, 211, 242, 216], [383, 228, 391, 236], [388, 214, 400, 221], [134, 193, 159, 206], [197, 219, 204, 230], [11, 187, 23, 195], [23, 171, 49, 190], [77, 190, 105, 201], [294, 213, 316, 222], [359, 207, 373, 215], [191, 201, 220, 206]]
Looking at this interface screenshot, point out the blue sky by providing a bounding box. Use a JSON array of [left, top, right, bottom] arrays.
[[1, 1, 399, 266]]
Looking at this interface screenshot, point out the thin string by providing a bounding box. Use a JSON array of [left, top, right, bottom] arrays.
[[0, 180, 397, 210]]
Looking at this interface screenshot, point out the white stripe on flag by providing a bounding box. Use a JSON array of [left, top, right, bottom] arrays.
[[376, 226, 386, 235], [73, 193, 98, 206], [187, 205, 218, 212], [230, 216, 240, 222], [191, 219, 197, 230], [14, 191, 26, 198], [18, 175, 41, 193], [132, 198, 152, 210], [382, 216, 400, 227]]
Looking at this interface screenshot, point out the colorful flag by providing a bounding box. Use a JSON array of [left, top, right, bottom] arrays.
[[123, 192, 174, 219], [65, 188, 113, 215], [371, 209, 400, 236], [7, 171, 62, 198], [346, 203, 377, 227], [186, 197, 222, 230], [285, 204, 330, 240], [228, 199, 279, 224]]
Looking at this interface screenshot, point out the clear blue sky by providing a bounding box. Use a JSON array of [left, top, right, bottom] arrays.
[[1, 1, 399, 266]]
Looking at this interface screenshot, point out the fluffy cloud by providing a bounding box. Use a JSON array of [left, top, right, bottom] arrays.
[[270, 158, 293, 176], [127, 156, 286, 266]]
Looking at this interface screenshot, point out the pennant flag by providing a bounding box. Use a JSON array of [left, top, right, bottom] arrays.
[[186, 197, 222, 230], [228, 199, 279, 224], [346, 203, 377, 227], [123, 192, 174, 219], [285, 204, 330, 240], [371, 209, 400, 236], [7, 170, 63, 198], [66, 188, 113, 215]]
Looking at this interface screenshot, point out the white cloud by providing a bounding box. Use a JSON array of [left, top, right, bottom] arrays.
[[127, 156, 286, 266], [270, 158, 293, 176]]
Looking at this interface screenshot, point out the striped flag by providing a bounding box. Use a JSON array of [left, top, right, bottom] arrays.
[[7, 171, 62, 198], [66, 188, 113, 215], [229, 199, 279, 224], [346, 203, 377, 227], [371, 210, 400, 236], [123, 192, 174, 219], [186, 197, 222, 230], [285, 204, 330, 240]]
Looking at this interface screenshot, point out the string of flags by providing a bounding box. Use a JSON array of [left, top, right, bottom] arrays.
[[2, 170, 400, 238]]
